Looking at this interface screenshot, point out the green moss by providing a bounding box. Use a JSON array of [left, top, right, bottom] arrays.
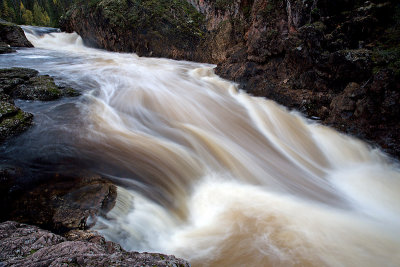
[[29, 249, 38, 255], [0, 110, 32, 131], [84, 0, 206, 47], [0, 101, 17, 117], [30, 76, 62, 99], [62, 87, 80, 97]]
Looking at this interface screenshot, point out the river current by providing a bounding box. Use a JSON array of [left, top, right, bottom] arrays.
[[1, 26, 400, 266]]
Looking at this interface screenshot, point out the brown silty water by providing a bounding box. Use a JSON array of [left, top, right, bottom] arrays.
[[15, 28, 400, 266]]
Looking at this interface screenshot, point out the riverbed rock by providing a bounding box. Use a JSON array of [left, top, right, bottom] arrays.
[[13, 75, 64, 101], [0, 105, 33, 142], [0, 68, 80, 101], [0, 221, 190, 267], [1, 173, 117, 234], [0, 67, 80, 142], [0, 20, 33, 48], [0, 41, 15, 54]]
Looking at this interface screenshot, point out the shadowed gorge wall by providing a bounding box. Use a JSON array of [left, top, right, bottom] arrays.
[[61, 0, 400, 158]]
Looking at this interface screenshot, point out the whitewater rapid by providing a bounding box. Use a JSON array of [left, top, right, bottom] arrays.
[[18, 28, 400, 266]]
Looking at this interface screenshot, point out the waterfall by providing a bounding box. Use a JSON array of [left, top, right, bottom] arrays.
[[10, 27, 400, 266]]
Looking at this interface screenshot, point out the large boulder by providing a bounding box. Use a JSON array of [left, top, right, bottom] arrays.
[[0, 221, 190, 266], [0, 172, 117, 234], [61, 0, 206, 61], [0, 20, 33, 48]]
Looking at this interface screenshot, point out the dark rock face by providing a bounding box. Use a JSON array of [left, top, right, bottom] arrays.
[[0, 41, 15, 54], [61, 0, 206, 61], [61, 0, 400, 158], [0, 221, 190, 267], [0, 20, 33, 48], [0, 67, 79, 142], [0, 172, 117, 234], [209, 0, 400, 158]]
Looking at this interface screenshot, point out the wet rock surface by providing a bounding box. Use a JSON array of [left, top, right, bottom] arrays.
[[0, 221, 190, 267], [0, 68, 79, 101], [61, 0, 206, 61], [0, 67, 79, 142], [0, 101, 33, 142], [210, 0, 400, 158], [0, 41, 15, 54], [0, 20, 33, 48], [0, 172, 117, 234]]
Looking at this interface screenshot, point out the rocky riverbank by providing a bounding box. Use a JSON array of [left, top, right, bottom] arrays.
[[61, 0, 400, 159], [0, 67, 79, 142], [0, 169, 190, 266], [0, 221, 190, 266], [0, 22, 192, 266]]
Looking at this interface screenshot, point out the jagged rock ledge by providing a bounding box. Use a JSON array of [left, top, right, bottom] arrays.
[[0, 221, 190, 266]]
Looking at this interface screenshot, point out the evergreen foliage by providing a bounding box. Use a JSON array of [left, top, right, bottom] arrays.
[[0, 0, 72, 27]]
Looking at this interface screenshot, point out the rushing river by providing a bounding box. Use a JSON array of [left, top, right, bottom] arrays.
[[1, 26, 400, 266]]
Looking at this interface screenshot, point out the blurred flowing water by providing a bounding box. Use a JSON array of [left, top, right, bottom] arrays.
[[1, 26, 399, 266]]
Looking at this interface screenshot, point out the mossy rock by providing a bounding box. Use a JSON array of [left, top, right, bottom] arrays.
[[59, 87, 81, 97], [0, 101, 19, 120], [74, 0, 205, 50], [0, 68, 38, 83], [0, 107, 33, 142], [0, 21, 33, 47], [0, 68, 79, 101], [13, 75, 63, 101], [10, 75, 80, 101], [0, 67, 79, 142]]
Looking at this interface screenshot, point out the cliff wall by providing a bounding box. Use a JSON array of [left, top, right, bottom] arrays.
[[61, 0, 400, 158]]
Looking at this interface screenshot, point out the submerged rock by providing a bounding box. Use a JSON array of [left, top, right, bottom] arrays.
[[0, 221, 190, 266]]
